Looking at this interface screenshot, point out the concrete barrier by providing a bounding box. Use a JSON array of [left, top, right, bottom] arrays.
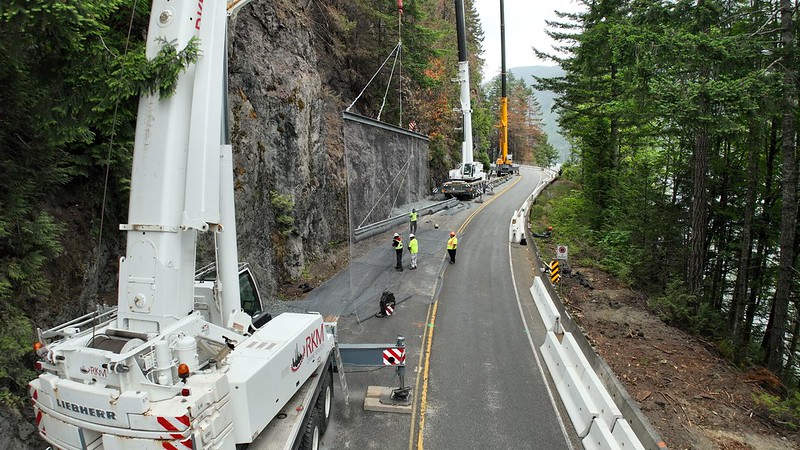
[[562, 333, 623, 429], [561, 331, 593, 376], [612, 419, 646, 450], [511, 210, 522, 243], [531, 277, 562, 333], [582, 418, 621, 450], [556, 365, 597, 437], [540, 331, 567, 384]]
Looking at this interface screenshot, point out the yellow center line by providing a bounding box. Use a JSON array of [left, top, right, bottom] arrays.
[[408, 301, 434, 450], [409, 175, 521, 449]]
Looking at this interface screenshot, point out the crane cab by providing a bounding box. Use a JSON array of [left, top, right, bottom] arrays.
[[193, 263, 272, 330]]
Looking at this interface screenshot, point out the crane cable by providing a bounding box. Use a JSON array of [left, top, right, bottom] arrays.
[[97, 0, 141, 291], [355, 154, 414, 228], [376, 48, 400, 122], [345, 43, 400, 114], [346, 0, 404, 126]]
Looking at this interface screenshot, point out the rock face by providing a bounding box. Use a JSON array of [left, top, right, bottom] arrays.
[[343, 114, 430, 229], [226, 2, 429, 298], [226, 2, 350, 298]]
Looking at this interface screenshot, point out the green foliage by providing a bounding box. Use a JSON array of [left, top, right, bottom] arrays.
[[0, 0, 204, 406], [476, 149, 491, 173], [120, 37, 201, 100], [536, 0, 800, 377], [270, 191, 295, 236], [754, 391, 800, 430], [532, 134, 559, 168], [648, 280, 725, 336], [428, 134, 451, 186], [0, 305, 35, 401]]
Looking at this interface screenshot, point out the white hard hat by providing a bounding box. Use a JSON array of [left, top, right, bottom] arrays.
[[393, 233, 399, 237], [409, 233, 415, 238]]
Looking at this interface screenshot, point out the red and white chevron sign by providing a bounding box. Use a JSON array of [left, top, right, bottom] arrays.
[[157, 415, 192, 449], [384, 304, 394, 316], [383, 348, 405, 366]]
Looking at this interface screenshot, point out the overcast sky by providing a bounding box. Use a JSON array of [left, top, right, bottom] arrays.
[[473, 0, 585, 79]]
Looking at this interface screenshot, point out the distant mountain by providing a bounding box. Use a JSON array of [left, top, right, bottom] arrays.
[[509, 65, 569, 162]]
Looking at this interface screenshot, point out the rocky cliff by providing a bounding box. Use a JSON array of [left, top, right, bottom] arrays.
[[226, 2, 351, 295]]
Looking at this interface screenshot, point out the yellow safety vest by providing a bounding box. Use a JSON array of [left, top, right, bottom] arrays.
[[409, 238, 418, 254], [447, 237, 458, 250], [410, 211, 417, 222], [394, 239, 403, 250]]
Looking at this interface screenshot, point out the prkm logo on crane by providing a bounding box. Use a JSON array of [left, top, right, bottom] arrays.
[[290, 324, 326, 372]]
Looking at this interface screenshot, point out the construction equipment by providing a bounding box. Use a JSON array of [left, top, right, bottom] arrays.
[[29, 1, 338, 449], [494, 0, 518, 177], [440, 0, 486, 199]]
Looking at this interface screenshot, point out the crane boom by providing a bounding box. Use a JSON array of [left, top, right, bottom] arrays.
[[495, 0, 515, 176], [455, 0, 473, 166], [444, 0, 485, 186]]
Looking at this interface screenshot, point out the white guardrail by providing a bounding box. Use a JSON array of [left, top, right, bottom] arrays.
[[533, 281, 644, 448], [539, 329, 644, 448], [530, 277, 562, 333], [522, 167, 651, 449]]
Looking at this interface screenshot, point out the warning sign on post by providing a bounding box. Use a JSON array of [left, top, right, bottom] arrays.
[[556, 245, 568, 260]]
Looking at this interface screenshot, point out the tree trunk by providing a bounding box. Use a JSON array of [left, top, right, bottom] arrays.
[[688, 0, 711, 305], [688, 105, 710, 303], [764, 0, 797, 373], [730, 121, 760, 363], [757, 118, 781, 355], [786, 307, 800, 381]]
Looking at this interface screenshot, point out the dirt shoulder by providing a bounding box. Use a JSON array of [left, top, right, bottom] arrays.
[[556, 263, 799, 450]]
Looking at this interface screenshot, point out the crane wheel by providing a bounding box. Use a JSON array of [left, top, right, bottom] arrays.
[[315, 368, 334, 435], [300, 409, 321, 450]]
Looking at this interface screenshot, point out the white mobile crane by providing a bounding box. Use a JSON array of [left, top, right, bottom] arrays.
[[440, 0, 486, 199], [29, 1, 337, 449]]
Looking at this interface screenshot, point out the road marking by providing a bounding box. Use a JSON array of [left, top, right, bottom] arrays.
[[410, 175, 521, 449], [408, 301, 435, 450], [457, 176, 521, 235], [508, 174, 574, 449]]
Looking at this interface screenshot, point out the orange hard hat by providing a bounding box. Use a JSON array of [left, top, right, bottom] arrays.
[[450, 231, 455, 236]]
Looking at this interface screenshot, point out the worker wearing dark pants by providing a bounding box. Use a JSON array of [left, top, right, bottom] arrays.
[[392, 233, 404, 271], [409, 208, 418, 234], [447, 231, 458, 264]]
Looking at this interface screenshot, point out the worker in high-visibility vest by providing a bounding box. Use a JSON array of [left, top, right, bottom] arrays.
[[447, 231, 458, 264], [409, 208, 418, 234], [392, 233, 404, 271], [408, 233, 419, 269]]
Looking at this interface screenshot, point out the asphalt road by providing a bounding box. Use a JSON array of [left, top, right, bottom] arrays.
[[419, 168, 572, 449], [296, 166, 576, 449]]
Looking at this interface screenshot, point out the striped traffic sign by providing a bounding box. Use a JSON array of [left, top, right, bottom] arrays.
[[383, 347, 406, 366], [550, 260, 561, 284]]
